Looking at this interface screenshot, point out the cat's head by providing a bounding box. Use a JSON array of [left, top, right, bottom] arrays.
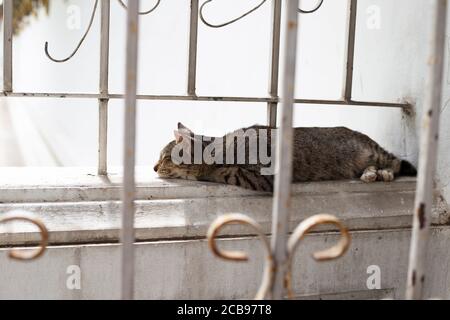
[[154, 123, 204, 180]]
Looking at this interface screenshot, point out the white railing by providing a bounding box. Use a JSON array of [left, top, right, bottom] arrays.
[[405, 0, 447, 300]]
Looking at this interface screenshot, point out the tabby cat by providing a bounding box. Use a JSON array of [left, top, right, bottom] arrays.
[[154, 123, 417, 192]]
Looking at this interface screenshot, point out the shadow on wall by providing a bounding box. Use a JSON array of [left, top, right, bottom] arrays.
[[0, 100, 24, 166]]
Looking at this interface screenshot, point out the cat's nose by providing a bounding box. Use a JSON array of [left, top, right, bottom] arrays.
[[153, 164, 159, 172]]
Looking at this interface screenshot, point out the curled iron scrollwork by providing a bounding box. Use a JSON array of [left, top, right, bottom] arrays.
[[0, 211, 49, 261], [44, 0, 324, 62], [44, 0, 162, 63], [207, 212, 350, 299], [199, 0, 324, 28]]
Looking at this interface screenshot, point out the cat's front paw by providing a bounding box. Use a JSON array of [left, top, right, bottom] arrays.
[[360, 166, 378, 183], [377, 169, 395, 182]]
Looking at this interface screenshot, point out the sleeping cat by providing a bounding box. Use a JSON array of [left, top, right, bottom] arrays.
[[154, 123, 417, 192]]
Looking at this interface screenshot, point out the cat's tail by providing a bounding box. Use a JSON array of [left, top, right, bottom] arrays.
[[399, 160, 417, 176], [375, 145, 417, 177]]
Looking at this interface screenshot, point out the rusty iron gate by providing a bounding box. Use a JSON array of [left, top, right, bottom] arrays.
[[0, 0, 447, 300]]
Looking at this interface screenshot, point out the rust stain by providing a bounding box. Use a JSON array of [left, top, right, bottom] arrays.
[[130, 22, 138, 34], [418, 203, 426, 229], [428, 55, 437, 65], [288, 21, 297, 30]]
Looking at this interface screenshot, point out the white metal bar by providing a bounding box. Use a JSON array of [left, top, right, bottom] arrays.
[[187, 0, 199, 96], [0, 91, 412, 109], [270, 0, 300, 300], [406, 0, 447, 300], [343, 0, 357, 101], [98, 0, 110, 176], [3, 0, 13, 92], [98, 101, 108, 174], [121, 0, 140, 301], [267, 0, 282, 127]]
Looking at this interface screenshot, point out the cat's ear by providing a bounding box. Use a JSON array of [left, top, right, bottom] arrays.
[[178, 122, 193, 134], [174, 130, 184, 144], [174, 129, 194, 144]]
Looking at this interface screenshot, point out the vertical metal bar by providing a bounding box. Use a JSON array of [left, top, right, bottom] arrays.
[[406, 0, 447, 300], [121, 0, 140, 301], [3, 0, 13, 92], [98, 0, 110, 175], [270, 0, 300, 300], [343, 0, 357, 101], [187, 0, 199, 96], [267, 0, 282, 127], [98, 101, 108, 175]]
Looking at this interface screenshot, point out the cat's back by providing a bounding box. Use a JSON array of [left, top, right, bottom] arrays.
[[291, 127, 378, 181], [293, 126, 374, 149], [239, 125, 372, 150], [294, 126, 363, 140], [244, 125, 363, 140]]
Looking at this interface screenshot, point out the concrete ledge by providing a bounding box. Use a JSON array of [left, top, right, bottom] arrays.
[[0, 167, 418, 203], [0, 168, 447, 246], [0, 169, 449, 246]]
